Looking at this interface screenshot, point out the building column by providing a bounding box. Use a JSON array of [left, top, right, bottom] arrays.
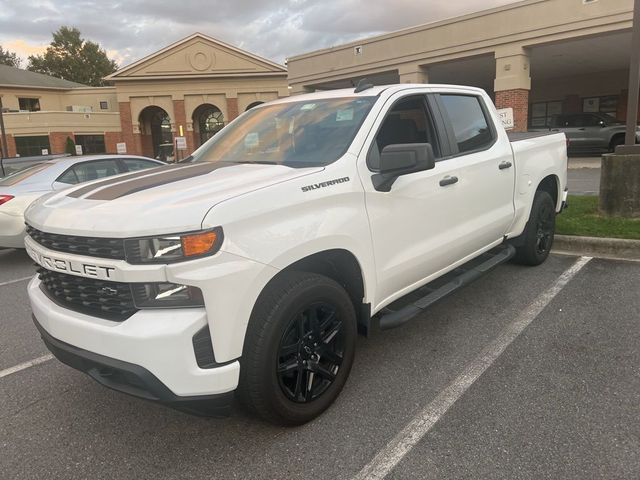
[[172, 99, 195, 155], [563, 95, 581, 114], [104, 132, 123, 154], [118, 101, 142, 156], [226, 96, 240, 122], [6, 134, 16, 157], [398, 64, 429, 84], [50, 132, 74, 154], [494, 46, 531, 132]]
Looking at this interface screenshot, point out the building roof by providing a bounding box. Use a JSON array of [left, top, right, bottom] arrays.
[[0, 64, 86, 90]]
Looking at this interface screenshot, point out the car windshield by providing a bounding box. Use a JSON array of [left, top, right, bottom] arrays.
[[190, 97, 376, 167], [0, 163, 52, 186]]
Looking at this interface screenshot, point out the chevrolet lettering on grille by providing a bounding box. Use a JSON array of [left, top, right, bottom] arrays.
[[26, 240, 116, 280]]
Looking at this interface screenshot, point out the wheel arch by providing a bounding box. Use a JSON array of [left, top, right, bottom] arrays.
[[258, 249, 371, 335], [536, 174, 560, 210]]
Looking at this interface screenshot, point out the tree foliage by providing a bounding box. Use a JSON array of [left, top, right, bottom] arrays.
[[0, 46, 22, 68], [27, 26, 117, 86]]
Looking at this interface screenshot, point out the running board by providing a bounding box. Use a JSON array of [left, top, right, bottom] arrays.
[[377, 244, 516, 330]]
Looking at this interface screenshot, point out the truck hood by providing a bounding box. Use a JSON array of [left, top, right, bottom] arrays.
[[25, 162, 323, 237]]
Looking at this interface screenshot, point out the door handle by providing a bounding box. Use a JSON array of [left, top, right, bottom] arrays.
[[439, 175, 458, 187], [498, 161, 513, 170]]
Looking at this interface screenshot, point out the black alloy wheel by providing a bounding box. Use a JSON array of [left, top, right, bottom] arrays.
[[535, 200, 555, 256], [277, 302, 344, 403]]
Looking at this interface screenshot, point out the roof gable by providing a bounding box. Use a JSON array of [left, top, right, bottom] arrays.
[[106, 33, 286, 80]]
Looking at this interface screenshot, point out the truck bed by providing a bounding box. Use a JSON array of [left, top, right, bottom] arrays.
[[507, 131, 561, 143]]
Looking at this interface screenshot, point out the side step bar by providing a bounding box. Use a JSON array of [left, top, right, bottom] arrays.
[[378, 244, 516, 330]]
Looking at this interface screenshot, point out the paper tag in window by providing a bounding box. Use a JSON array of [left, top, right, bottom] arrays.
[[244, 132, 259, 148], [300, 103, 317, 111], [336, 108, 354, 122]]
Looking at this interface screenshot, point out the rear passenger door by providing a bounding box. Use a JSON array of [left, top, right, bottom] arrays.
[[435, 93, 515, 253]]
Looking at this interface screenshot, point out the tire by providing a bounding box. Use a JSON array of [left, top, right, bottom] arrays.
[[512, 190, 556, 266], [237, 271, 357, 425], [610, 135, 625, 152]]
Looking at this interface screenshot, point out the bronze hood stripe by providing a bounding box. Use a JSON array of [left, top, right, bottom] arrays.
[[85, 162, 235, 200], [67, 164, 179, 198]]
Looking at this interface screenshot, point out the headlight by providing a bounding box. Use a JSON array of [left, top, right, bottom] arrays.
[[132, 282, 204, 308], [124, 227, 223, 264]]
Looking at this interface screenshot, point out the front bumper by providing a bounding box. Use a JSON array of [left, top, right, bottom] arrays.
[[33, 314, 234, 416], [28, 275, 241, 399]]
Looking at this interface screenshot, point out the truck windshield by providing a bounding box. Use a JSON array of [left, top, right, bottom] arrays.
[[190, 97, 376, 167]]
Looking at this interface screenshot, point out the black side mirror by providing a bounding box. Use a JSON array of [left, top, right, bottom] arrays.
[[372, 143, 436, 192]]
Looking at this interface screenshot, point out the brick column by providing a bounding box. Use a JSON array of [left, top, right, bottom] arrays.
[[5, 134, 17, 157], [226, 97, 239, 122], [104, 132, 123, 154], [494, 46, 531, 133], [50, 132, 74, 154], [495, 90, 529, 133], [172, 99, 195, 154], [118, 101, 142, 155], [563, 95, 581, 114]]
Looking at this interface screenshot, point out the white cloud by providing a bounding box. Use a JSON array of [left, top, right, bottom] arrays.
[[0, 0, 520, 67]]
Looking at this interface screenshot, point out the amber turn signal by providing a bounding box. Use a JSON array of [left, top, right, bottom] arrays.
[[181, 231, 219, 257]]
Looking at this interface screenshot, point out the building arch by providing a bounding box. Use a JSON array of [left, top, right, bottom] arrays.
[[246, 101, 264, 111], [139, 106, 173, 161], [192, 103, 225, 148]]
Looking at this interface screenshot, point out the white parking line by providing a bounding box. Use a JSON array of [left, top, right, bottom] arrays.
[[352, 256, 592, 480], [0, 276, 33, 288], [0, 354, 54, 379]]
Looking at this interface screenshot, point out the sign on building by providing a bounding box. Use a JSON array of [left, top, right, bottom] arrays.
[[75, 145, 83, 155], [497, 108, 514, 130], [41, 149, 49, 155], [175, 136, 187, 150], [116, 142, 127, 154]]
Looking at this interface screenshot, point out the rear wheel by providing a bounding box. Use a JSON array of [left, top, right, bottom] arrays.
[[513, 190, 556, 266], [610, 135, 625, 152], [238, 271, 356, 425]]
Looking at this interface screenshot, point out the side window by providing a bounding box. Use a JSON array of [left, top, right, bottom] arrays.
[[69, 160, 121, 184], [368, 95, 438, 170], [583, 115, 602, 127], [439, 95, 494, 154], [122, 158, 160, 172], [56, 168, 80, 184]]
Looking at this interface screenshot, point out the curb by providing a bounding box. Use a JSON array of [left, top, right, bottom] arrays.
[[553, 234, 640, 261]]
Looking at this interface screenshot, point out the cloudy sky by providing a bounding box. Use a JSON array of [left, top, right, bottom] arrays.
[[0, 0, 519, 69]]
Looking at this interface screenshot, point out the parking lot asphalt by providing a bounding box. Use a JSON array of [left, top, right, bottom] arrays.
[[568, 156, 600, 196], [1, 248, 639, 479]]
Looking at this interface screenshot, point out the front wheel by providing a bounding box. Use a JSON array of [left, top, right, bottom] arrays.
[[512, 190, 556, 266], [238, 271, 357, 425]]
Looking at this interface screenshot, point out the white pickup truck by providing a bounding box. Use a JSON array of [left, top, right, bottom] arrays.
[[24, 84, 567, 425]]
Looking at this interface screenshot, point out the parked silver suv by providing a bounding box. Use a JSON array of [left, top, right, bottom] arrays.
[[538, 113, 640, 154]]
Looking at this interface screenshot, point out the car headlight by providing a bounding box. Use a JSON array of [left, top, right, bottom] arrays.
[[131, 282, 204, 308], [124, 227, 223, 264]]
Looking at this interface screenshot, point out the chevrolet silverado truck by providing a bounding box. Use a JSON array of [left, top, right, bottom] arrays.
[[24, 84, 568, 425]]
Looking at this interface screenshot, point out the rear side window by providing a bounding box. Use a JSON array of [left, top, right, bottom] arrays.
[[57, 160, 121, 184], [440, 95, 494, 154], [122, 158, 159, 172]]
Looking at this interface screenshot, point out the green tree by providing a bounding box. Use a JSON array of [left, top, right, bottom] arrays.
[[0, 46, 22, 68], [27, 26, 117, 86], [65, 136, 77, 155]]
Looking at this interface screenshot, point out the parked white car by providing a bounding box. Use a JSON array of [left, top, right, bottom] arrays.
[[25, 84, 567, 425], [0, 155, 163, 248]]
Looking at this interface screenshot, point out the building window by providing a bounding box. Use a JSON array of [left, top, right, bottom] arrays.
[[530, 101, 562, 127], [99, 101, 108, 110], [18, 98, 41, 112], [15, 136, 51, 156], [583, 95, 618, 114], [74, 134, 106, 154]]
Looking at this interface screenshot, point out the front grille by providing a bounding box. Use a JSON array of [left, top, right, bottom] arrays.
[[26, 225, 126, 260], [38, 268, 137, 321]]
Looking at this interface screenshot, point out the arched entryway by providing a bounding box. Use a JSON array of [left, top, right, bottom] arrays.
[[139, 106, 173, 161], [246, 101, 264, 111], [192, 104, 225, 148]]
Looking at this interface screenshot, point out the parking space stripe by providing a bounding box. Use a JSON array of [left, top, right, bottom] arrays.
[[352, 256, 593, 480], [0, 276, 33, 288], [0, 354, 54, 379]]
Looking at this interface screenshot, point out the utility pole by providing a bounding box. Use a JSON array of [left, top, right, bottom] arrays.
[[620, 0, 640, 151], [0, 96, 8, 159]]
